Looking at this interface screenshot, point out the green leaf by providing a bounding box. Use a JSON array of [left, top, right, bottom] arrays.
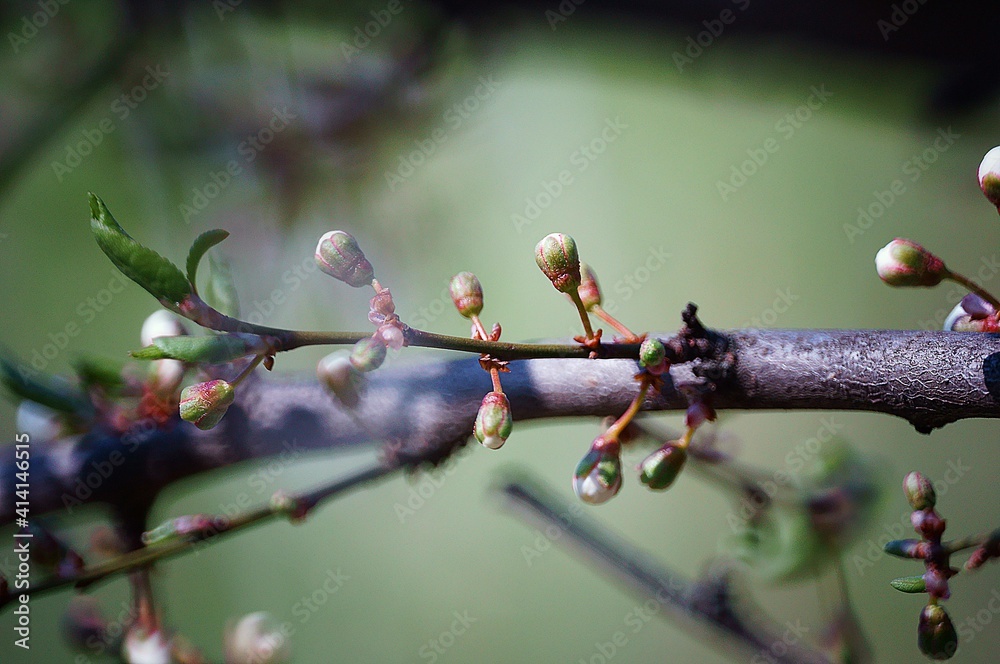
[[131, 333, 267, 364], [889, 575, 927, 593], [186, 229, 230, 288], [89, 193, 191, 304], [0, 355, 92, 416], [205, 252, 240, 318], [73, 356, 124, 392]]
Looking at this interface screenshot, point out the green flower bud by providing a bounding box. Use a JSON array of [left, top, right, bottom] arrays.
[[978, 146, 1000, 210], [638, 442, 688, 491], [572, 438, 622, 505], [903, 471, 936, 510], [535, 233, 581, 293], [179, 379, 235, 430], [449, 272, 484, 318], [918, 603, 958, 660], [638, 338, 668, 374], [317, 351, 363, 408], [875, 238, 946, 288], [474, 391, 513, 449], [350, 337, 387, 373], [889, 575, 927, 594], [577, 263, 602, 311], [315, 230, 375, 288]]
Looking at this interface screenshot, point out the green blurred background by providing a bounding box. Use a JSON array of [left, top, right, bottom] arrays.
[[1, 2, 999, 662]]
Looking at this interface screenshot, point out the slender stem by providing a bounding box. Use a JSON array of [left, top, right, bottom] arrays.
[[231, 354, 264, 387], [945, 532, 991, 555], [2, 460, 399, 606], [946, 270, 1000, 310], [605, 378, 650, 440], [569, 292, 596, 340], [593, 305, 639, 341]]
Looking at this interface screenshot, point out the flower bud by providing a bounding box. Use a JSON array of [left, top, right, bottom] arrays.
[[315, 230, 375, 288], [535, 233, 581, 293], [918, 603, 958, 660], [638, 442, 688, 491], [474, 391, 513, 449], [317, 351, 362, 408], [350, 337, 387, 372], [572, 438, 622, 505], [978, 146, 1000, 210], [577, 263, 602, 311], [179, 379, 234, 430], [903, 471, 936, 510], [638, 338, 668, 375], [140, 310, 188, 347], [449, 272, 484, 318], [944, 293, 998, 332], [122, 626, 172, 664], [875, 238, 947, 287], [225, 612, 291, 664], [378, 324, 405, 350]]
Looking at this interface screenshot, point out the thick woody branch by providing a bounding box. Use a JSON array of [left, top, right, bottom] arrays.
[[4, 328, 1000, 524]]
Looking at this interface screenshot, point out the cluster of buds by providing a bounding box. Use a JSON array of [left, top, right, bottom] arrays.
[[314, 230, 406, 410], [884, 472, 960, 660], [448, 271, 514, 450]]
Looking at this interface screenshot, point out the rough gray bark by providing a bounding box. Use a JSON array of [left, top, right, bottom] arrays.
[[4, 328, 1000, 524]]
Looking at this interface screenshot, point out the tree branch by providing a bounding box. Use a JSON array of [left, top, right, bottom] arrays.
[[5, 327, 1000, 524]]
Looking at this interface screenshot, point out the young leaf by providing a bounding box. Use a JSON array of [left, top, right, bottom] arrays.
[[131, 333, 269, 364], [889, 575, 927, 593], [0, 355, 92, 417], [186, 229, 230, 289], [89, 193, 191, 305]]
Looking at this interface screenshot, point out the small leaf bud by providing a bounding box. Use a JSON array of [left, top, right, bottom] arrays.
[[889, 575, 927, 594], [535, 233, 581, 293], [449, 272, 484, 318], [179, 379, 235, 430], [474, 391, 513, 449], [638, 442, 688, 491], [350, 337, 387, 372], [918, 603, 958, 660], [573, 437, 622, 505], [577, 263, 602, 311], [875, 238, 947, 288], [315, 230, 375, 287], [903, 471, 936, 510], [884, 538, 924, 559]]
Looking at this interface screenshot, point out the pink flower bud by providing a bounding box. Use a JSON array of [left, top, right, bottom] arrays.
[[535, 233, 581, 293], [474, 391, 513, 449], [875, 238, 947, 287], [978, 145, 1000, 210], [315, 230, 374, 288], [179, 379, 234, 430]]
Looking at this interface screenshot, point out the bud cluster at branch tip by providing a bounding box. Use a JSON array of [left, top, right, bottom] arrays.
[[315, 230, 375, 288]]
